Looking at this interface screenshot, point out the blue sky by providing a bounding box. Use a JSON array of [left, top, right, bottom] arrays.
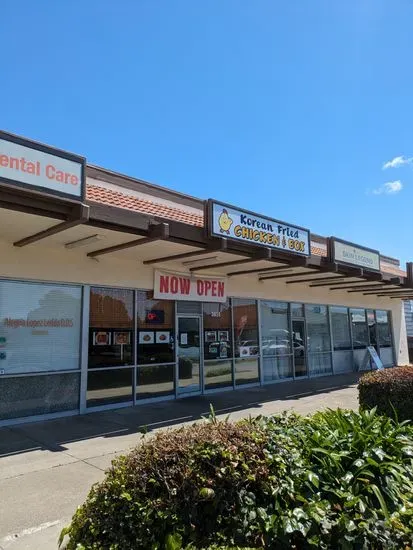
[[2, 1, 412, 263]]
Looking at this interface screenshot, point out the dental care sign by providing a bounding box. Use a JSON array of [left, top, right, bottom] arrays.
[[154, 270, 227, 303], [0, 131, 85, 200], [208, 200, 310, 256], [332, 238, 380, 272]]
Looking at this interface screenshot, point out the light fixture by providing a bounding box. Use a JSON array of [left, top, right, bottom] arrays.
[[65, 234, 105, 249]]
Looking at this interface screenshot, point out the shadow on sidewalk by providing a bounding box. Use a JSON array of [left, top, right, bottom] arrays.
[[0, 372, 361, 460]]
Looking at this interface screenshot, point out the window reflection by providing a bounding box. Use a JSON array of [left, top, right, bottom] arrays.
[[89, 288, 134, 368], [367, 310, 377, 347], [136, 364, 174, 399], [260, 301, 291, 357], [376, 310, 392, 347], [232, 298, 259, 358], [331, 307, 351, 350], [204, 360, 233, 389], [350, 308, 368, 349], [235, 358, 259, 385], [305, 305, 330, 352], [87, 368, 133, 407]]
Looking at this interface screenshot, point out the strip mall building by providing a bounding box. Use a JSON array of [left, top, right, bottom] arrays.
[[0, 131, 411, 425]]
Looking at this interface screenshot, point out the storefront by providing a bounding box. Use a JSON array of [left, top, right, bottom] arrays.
[[0, 131, 411, 425]]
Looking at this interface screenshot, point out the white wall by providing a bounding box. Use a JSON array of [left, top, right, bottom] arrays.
[[0, 238, 408, 365]]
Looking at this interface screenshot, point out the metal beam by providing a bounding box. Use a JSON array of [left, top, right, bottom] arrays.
[[13, 204, 90, 247], [227, 255, 310, 277], [143, 238, 227, 265], [285, 275, 346, 285], [87, 222, 169, 258], [228, 265, 292, 277], [377, 292, 412, 298], [285, 275, 342, 285], [345, 285, 400, 293], [190, 248, 272, 273], [309, 278, 364, 288], [305, 276, 349, 287], [390, 295, 413, 299], [374, 291, 413, 296], [363, 288, 411, 296], [260, 269, 319, 281]]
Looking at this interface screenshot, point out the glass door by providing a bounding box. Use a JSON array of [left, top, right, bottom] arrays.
[[292, 319, 307, 377], [176, 316, 202, 395]]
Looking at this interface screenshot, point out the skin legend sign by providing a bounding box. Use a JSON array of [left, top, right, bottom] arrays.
[[332, 238, 380, 272]]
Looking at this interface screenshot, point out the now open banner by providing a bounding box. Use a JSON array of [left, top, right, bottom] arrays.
[[153, 270, 227, 303]]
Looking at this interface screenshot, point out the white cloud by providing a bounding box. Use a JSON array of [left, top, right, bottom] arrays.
[[382, 155, 413, 169], [372, 180, 403, 195]]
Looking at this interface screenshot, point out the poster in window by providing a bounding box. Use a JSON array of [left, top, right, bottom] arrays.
[[93, 331, 111, 346], [139, 331, 155, 344], [219, 342, 228, 358], [218, 330, 229, 341], [156, 331, 170, 344], [114, 331, 131, 345], [205, 330, 217, 343], [239, 346, 251, 357]]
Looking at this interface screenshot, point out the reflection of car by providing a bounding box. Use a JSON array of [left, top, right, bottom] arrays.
[[261, 338, 305, 355]]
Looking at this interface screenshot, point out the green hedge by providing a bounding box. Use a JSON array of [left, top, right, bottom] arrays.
[[359, 366, 413, 421], [60, 408, 413, 549]]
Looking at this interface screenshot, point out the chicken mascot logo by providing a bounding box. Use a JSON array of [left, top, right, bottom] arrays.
[[218, 208, 233, 235]]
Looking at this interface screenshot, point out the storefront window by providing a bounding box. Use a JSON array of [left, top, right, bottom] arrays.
[[232, 298, 259, 358], [260, 300, 293, 381], [87, 368, 133, 407], [376, 310, 392, 347], [203, 301, 232, 360], [305, 305, 331, 352], [204, 359, 233, 390], [136, 291, 174, 365], [367, 310, 377, 347], [350, 308, 368, 349], [260, 301, 291, 356], [232, 298, 259, 385], [0, 281, 82, 374], [89, 287, 134, 368], [330, 306, 351, 350]]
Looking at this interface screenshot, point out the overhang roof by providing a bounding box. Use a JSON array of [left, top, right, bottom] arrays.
[[0, 159, 411, 299]]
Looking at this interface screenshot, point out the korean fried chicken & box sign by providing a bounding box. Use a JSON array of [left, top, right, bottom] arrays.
[[208, 200, 310, 256]]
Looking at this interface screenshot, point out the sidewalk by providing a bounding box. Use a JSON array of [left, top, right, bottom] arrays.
[[0, 373, 360, 550]]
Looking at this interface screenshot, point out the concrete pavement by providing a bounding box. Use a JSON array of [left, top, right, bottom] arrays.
[[0, 373, 360, 550]]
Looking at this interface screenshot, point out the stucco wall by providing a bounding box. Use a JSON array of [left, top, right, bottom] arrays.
[[0, 238, 408, 366]]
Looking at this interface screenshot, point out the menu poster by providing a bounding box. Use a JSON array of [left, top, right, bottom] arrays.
[[205, 331, 217, 343], [114, 331, 131, 345], [93, 331, 111, 346], [156, 331, 170, 344], [139, 331, 155, 344]]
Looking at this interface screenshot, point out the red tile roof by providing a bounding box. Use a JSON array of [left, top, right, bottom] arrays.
[[381, 264, 406, 277], [86, 184, 204, 227], [311, 245, 327, 257]]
